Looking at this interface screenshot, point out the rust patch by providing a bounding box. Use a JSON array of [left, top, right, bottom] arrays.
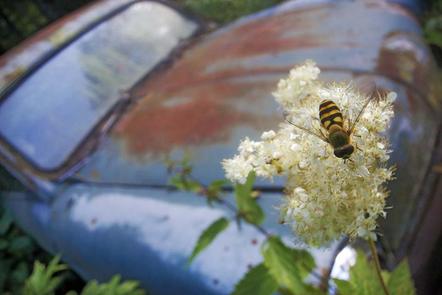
[[114, 0, 386, 157], [115, 84, 265, 155], [184, 7, 324, 61]]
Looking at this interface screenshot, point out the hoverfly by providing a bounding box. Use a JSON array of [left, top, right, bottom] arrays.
[[286, 97, 372, 159]]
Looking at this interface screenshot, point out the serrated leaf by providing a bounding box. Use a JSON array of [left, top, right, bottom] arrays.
[[23, 255, 67, 295], [334, 279, 354, 295], [81, 275, 145, 295], [231, 263, 278, 295], [188, 217, 229, 263], [381, 270, 390, 284], [291, 248, 316, 279], [346, 251, 383, 295], [387, 259, 416, 295], [234, 172, 264, 225], [261, 237, 321, 295]]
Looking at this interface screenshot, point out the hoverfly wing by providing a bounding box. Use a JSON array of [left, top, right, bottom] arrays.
[[284, 116, 329, 143]]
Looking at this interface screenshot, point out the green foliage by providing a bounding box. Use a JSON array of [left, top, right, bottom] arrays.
[[23, 256, 67, 295], [334, 251, 416, 295], [182, 0, 283, 24], [261, 236, 321, 295], [234, 172, 264, 225], [231, 263, 278, 295], [167, 156, 202, 193], [189, 217, 230, 263], [423, 0, 442, 47], [169, 174, 201, 192], [23, 257, 145, 295], [74, 275, 145, 295], [424, 16, 442, 47], [0, 206, 52, 294], [347, 251, 384, 295], [388, 259, 416, 295]]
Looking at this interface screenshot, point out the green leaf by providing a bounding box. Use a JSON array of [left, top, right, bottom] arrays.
[[424, 17, 442, 47], [231, 263, 278, 295], [234, 172, 264, 225], [169, 175, 201, 192], [23, 255, 67, 295], [291, 248, 316, 279], [333, 279, 354, 295], [189, 217, 229, 263], [207, 179, 228, 196], [387, 259, 416, 295], [261, 237, 321, 295], [81, 275, 145, 295], [342, 250, 383, 295]]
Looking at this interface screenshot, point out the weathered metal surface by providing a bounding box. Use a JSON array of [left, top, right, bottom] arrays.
[[75, 0, 440, 193], [0, 2, 198, 170], [0, 0, 441, 294], [3, 188, 339, 295]]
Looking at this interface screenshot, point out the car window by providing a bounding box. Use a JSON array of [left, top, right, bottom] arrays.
[[0, 2, 198, 170]]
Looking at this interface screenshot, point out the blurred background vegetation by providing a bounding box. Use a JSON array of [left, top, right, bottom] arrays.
[[0, 0, 441, 293], [0, 0, 91, 54]]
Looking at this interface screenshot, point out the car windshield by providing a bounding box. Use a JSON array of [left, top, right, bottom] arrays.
[[0, 2, 198, 170]]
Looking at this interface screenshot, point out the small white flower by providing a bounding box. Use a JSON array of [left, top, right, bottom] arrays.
[[222, 60, 395, 246], [261, 130, 276, 141]]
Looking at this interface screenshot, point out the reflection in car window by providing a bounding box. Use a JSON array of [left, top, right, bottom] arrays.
[[0, 2, 197, 170]]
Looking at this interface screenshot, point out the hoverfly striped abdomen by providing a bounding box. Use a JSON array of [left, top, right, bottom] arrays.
[[318, 100, 354, 159], [319, 100, 343, 130]]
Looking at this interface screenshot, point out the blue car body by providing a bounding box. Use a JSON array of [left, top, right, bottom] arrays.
[[0, 0, 440, 294]]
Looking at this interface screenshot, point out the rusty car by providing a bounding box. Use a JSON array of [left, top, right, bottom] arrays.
[[0, 0, 441, 294]]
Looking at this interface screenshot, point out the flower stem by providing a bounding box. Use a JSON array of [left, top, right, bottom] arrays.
[[368, 237, 390, 295]]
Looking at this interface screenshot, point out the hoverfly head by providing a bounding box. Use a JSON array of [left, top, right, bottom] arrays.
[[333, 144, 355, 159]]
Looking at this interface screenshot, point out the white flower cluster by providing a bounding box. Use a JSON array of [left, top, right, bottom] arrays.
[[222, 60, 396, 246]]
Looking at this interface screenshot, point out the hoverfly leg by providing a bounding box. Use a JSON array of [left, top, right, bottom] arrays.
[[344, 158, 354, 164], [319, 128, 327, 140], [355, 143, 363, 152]]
